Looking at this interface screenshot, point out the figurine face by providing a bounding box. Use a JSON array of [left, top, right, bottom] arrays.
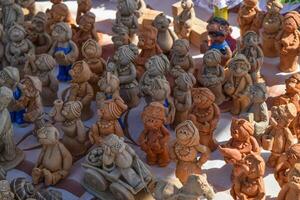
[[117, 0, 137, 16], [83, 43, 97, 58], [112, 33, 130, 49], [286, 76, 300, 94], [243, 33, 259, 46], [250, 85, 266, 103], [173, 40, 188, 56], [145, 58, 161, 76], [203, 51, 221, 67], [176, 125, 194, 144], [181, 0, 193, 9], [98, 104, 113, 120], [230, 60, 249, 77], [153, 14, 170, 31], [284, 17, 298, 33], [143, 114, 164, 130], [230, 119, 252, 142], [79, 18, 93, 32], [52, 25, 67, 42], [10, 27, 25, 42], [32, 20, 45, 33], [38, 129, 58, 145], [270, 106, 291, 128], [192, 90, 213, 109]]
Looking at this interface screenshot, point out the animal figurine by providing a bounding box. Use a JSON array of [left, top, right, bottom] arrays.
[[49, 22, 79, 82], [32, 123, 72, 186], [0, 0, 24, 31], [170, 120, 210, 184], [189, 88, 220, 151], [0, 86, 25, 170], [198, 49, 225, 105], [275, 11, 300, 72], [16, 0, 35, 21], [0, 180, 14, 200], [138, 102, 171, 167], [224, 54, 253, 115], [174, 0, 195, 39], [152, 13, 178, 55], [89, 97, 128, 145]]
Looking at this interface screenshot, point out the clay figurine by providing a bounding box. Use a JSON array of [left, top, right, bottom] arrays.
[[135, 25, 162, 80], [27, 12, 52, 55], [0, 86, 25, 170], [275, 143, 300, 187], [16, 0, 35, 21], [82, 39, 106, 95], [138, 102, 171, 167], [0, 0, 24, 31], [174, 0, 195, 39], [154, 174, 215, 200], [261, 0, 283, 57], [170, 120, 210, 184], [111, 23, 131, 50], [51, 99, 88, 158], [263, 103, 297, 168], [5, 23, 35, 77], [188, 88, 220, 151], [0, 180, 14, 200], [49, 22, 79, 82], [76, 0, 92, 24], [240, 31, 264, 82], [198, 49, 225, 105], [64, 60, 94, 121], [89, 97, 128, 145], [224, 54, 253, 115], [107, 44, 140, 108], [231, 153, 266, 200], [275, 11, 300, 72], [152, 13, 178, 55], [32, 124, 72, 186], [96, 72, 120, 109]]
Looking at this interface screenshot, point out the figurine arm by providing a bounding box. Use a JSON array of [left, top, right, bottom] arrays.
[[118, 64, 137, 84], [161, 126, 170, 144], [195, 144, 210, 167], [284, 128, 296, 151], [89, 124, 101, 145], [80, 83, 94, 106], [68, 84, 79, 102], [36, 147, 46, 167], [59, 143, 73, 175], [114, 121, 124, 137], [65, 41, 79, 64], [277, 184, 289, 200], [250, 136, 260, 154], [76, 120, 86, 143], [211, 103, 220, 130], [48, 74, 59, 93]]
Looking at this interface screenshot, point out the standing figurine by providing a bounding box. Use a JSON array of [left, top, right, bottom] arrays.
[[89, 97, 128, 145], [188, 88, 220, 151], [240, 31, 264, 83], [198, 49, 225, 105], [32, 124, 72, 186], [27, 12, 52, 55], [276, 11, 300, 72], [82, 39, 106, 95], [5, 23, 35, 77], [0, 86, 24, 170], [51, 100, 88, 158], [49, 22, 79, 82], [16, 0, 35, 21], [76, 0, 92, 24], [224, 55, 253, 115], [263, 103, 297, 168], [138, 102, 171, 167], [174, 0, 195, 39], [170, 120, 210, 184], [64, 60, 93, 121], [0, 0, 24, 31], [152, 13, 178, 55]]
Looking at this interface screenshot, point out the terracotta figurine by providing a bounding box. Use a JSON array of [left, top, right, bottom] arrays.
[[82, 39, 106, 95], [0, 0, 24, 31], [198, 49, 225, 105], [275, 11, 300, 72], [138, 102, 171, 167], [152, 13, 178, 55], [0, 86, 24, 170], [16, 0, 35, 21], [0, 180, 14, 199], [49, 22, 79, 82], [51, 100, 88, 158], [76, 0, 92, 24], [188, 88, 220, 151], [174, 0, 195, 39], [89, 97, 128, 145], [224, 54, 253, 115], [170, 120, 210, 184], [32, 123, 72, 186]]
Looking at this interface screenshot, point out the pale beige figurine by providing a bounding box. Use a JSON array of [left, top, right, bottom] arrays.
[[0, 180, 14, 200], [224, 55, 253, 115], [0, 0, 24, 31], [0, 86, 24, 170], [51, 100, 88, 158], [174, 0, 196, 39], [198, 49, 225, 105], [32, 124, 72, 186]]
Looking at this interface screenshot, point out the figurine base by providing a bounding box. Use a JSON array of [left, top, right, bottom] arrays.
[[0, 148, 25, 170]]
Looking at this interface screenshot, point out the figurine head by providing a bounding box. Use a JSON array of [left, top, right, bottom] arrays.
[[283, 11, 300, 33], [142, 102, 166, 130], [35, 54, 57, 72], [228, 54, 251, 77], [175, 72, 195, 91], [181, 0, 194, 10], [266, 0, 283, 13], [20, 76, 42, 98], [137, 25, 158, 50], [250, 83, 268, 104], [114, 44, 139, 65], [98, 96, 128, 120], [98, 72, 120, 95], [112, 24, 130, 49], [286, 144, 300, 168], [172, 39, 189, 56], [8, 23, 26, 42], [242, 31, 259, 46], [82, 39, 102, 59], [37, 125, 60, 145], [152, 13, 171, 32], [51, 22, 72, 42], [0, 67, 20, 90], [145, 55, 170, 76], [69, 61, 92, 83], [79, 12, 96, 32], [0, 86, 13, 111], [231, 118, 254, 142], [209, 30, 226, 45], [77, 0, 92, 13], [243, 0, 258, 8], [236, 153, 265, 178], [117, 0, 138, 16], [51, 4, 69, 22], [270, 103, 297, 128], [288, 163, 300, 191], [0, 180, 14, 200], [175, 120, 200, 146], [207, 17, 232, 37], [191, 88, 215, 109], [32, 12, 47, 33], [285, 73, 300, 95], [61, 101, 82, 120], [203, 49, 222, 67], [103, 134, 126, 154]]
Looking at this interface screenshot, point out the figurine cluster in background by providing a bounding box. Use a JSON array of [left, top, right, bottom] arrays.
[[0, 0, 299, 199]]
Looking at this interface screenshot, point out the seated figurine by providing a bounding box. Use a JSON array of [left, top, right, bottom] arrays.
[[174, 0, 195, 39]]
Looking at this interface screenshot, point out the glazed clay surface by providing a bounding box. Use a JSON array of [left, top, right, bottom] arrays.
[[174, 0, 195, 39]]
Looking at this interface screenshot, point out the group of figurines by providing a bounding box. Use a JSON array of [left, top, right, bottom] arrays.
[[0, 0, 299, 199]]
